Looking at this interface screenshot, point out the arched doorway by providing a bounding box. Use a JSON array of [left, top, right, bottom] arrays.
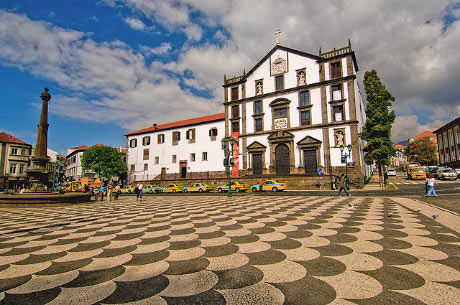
[[275, 144, 290, 174]]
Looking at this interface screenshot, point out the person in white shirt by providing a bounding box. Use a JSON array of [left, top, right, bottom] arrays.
[[425, 174, 437, 197], [136, 183, 143, 201]]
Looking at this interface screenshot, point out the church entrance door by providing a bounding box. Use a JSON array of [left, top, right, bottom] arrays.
[[275, 144, 290, 175], [303, 149, 317, 174], [252, 153, 262, 175]]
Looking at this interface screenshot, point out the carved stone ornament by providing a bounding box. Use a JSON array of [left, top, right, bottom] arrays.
[[274, 118, 288, 129], [271, 56, 287, 75]]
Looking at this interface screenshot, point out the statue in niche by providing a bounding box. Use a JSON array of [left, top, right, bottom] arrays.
[[335, 130, 344, 146], [256, 81, 263, 95], [298, 71, 306, 86]]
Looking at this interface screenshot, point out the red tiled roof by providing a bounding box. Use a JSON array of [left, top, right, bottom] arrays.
[[414, 131, 436, 139], [71, 144, 103, 151], [394, 144, 406, 149], [0, 132, 30, 145], [124, 113, 225, 136]]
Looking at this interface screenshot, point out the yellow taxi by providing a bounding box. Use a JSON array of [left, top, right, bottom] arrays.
[[120, 185, 136, 194], [144, 184, 161, 194], [183, 183, 214, 193], [251, 180, 287, 192], [160, 184, 183, 193], [217, 181, 249, 193]]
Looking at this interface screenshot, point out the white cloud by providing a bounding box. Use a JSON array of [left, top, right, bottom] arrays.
[[392, 115, 445, 143], [123, 17, 149, 31], [140, 43, 172, 56]]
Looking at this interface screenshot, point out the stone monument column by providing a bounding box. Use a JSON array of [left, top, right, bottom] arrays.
[[27, 88, 52, 192]]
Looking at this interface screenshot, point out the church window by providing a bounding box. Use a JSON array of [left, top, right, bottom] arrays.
[[274, 107, 287, 118], [300, 110, 311, 126], [332, 105, 344, 122], [254, 101, 263, 114], [299, 91, 310, 106], [142, 136, 150, 146], [255, 118, 263, 132], [330, 61, 342, 79], [232, 121, 239, 133], [332, 84, 343, 100], [158, 134, 165, 144], [275, 75, 284, 91], [143, 149, 149, 160], [232, 105, 239, 118], [129, 139, 137, 148], [231, 87, 239, 100]]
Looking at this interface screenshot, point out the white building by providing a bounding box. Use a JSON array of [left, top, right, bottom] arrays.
[[124, 113, 225, 182], [65, 144, 101, 181], [223, 41, 369, 181], [0, 132, 32, 189]]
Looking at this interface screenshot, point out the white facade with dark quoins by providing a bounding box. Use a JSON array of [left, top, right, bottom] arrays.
[[223, 42, 370, 181]]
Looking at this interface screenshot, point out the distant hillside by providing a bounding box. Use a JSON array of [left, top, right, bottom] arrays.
[[396, 140, 409, 146]]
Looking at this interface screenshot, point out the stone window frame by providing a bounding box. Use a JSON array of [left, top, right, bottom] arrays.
[[330, 83, 344, 101], [231, 121, 239, 133], [329, 60, 342, 79], [143, 149, 149, 160], [254, 117, 264, 132], [270, 98, 291, 130], [231, 86, 239, 101], [333, 128, 346, 147], [9, 163, 16, 174], [142, 136, 150, 146], [19, 164, 25, 174], [232, 105, 240, 119], [10, 147, 18, 155], [298, 90, 310, 107], [299, 109, 312, 126], [254, 100, 263, 115], [275, 74, 285, 91], [296, 68, 306, 86], [255, 79, 263, 95], [331, 102, 345, 122]]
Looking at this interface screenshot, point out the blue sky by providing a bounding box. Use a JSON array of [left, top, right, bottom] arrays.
[[1, 0, 460, 154]]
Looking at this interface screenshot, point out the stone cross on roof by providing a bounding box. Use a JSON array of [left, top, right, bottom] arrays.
[[274, 29, 282, 45]]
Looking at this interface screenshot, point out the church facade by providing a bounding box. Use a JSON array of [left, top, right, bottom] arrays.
[[223, 41, 370, 181]]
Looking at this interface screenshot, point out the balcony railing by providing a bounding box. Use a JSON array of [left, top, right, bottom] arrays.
[[320, 45, 352, 58]]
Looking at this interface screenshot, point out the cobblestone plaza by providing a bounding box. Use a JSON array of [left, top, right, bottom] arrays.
[[0, 196, 459, 304]]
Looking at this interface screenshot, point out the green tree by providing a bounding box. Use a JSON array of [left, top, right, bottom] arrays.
[[359, 69, 396, 183], [406, 138, 438, 165], [81, 145, 127, 179]]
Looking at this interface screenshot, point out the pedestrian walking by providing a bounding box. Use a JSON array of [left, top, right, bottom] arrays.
[[114, 183, 121, 200], [259, 179, 263, 192], [106, 181, 113, 201], [136, 183, 143, 201], [383, 170, 388, 189], [425, 173, 438, 197], [337, 173, 350, 197]]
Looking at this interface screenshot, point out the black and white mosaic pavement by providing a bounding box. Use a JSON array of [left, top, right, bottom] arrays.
[[0, 196, 459, 304]]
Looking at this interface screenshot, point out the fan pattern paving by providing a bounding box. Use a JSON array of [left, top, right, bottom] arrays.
[[0, 196, 459, 304]]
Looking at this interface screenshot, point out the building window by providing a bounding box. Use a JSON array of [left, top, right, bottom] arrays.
[[172, 131, 180, 145], [186, 128, 195, 141], [332, 105, 344, 121], [232, 105, 239, 119], [190, 153, 195, 162], [172, 155, 177, 163], [155, 156, 159, 164], [130, 164, 135, 171], [299, 91, 310, 106], [275, 75, 284, 91], [300, 110, 311, 126], [231, 87, 239, 100], [19, 164, 25, 174], [332, 84, 343, 101], [202, 152, 208, 161], [9, 164, 16, 174], [209, 128, 218, 137], [232, 121, 239, 133], [144, 164, 148, 171], [158, 134, 165, 144], [129, 139, 137, 148], [11, 148, 18, 155], [142, 136, 150, 146], [255, 118, 263, 132], [254, 101, 263, 114], [143, 149, 149, 160], [274, 107, 287, 118], [330, 61, 342, 79]]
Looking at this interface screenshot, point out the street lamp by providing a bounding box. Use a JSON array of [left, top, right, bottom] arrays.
[[340, 144, 352, 190], [221, 136, 236, 198]]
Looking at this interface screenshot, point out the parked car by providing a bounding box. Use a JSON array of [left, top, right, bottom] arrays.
[[427, 166, 438, 174], [120, 185, 136, 194], [160, 184, 183, 193], [217, 181, 249, 192], [386, 167, 396, 176], [436, 168, 457, 180], [144, 184, 160, 194], [183, 183, 213, 193], [455, 168, 460, 178], [251, 180, 287, 192]]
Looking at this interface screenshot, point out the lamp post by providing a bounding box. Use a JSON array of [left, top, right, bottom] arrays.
[[221, 136, 236, 198], [340, 144, 352, 190]]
